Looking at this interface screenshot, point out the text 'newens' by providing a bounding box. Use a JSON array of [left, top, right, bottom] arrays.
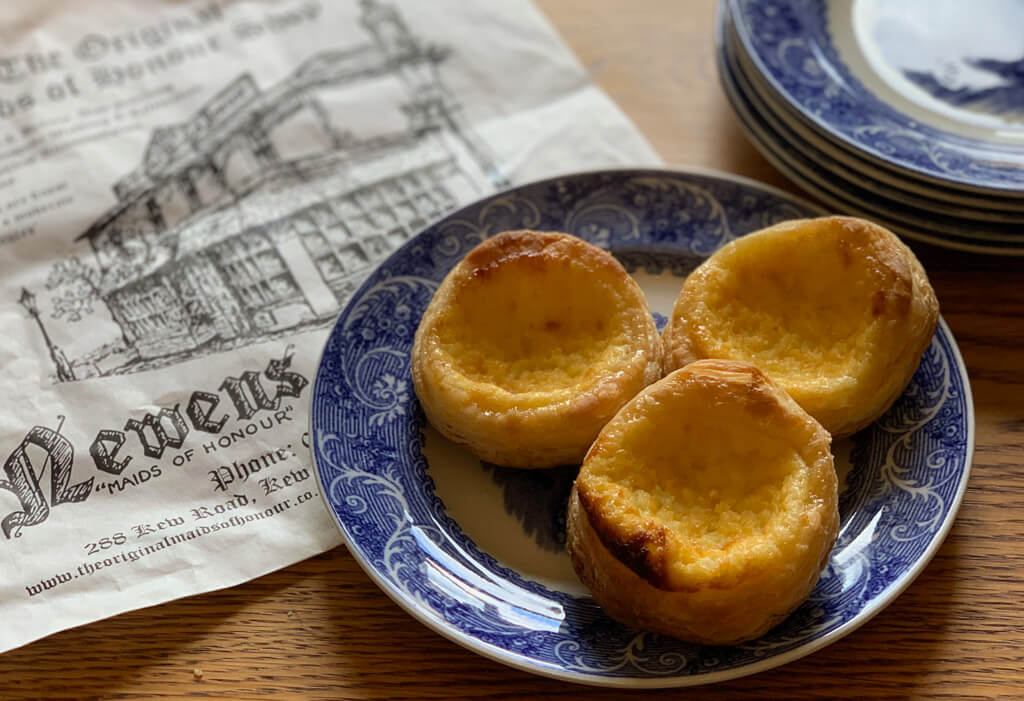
[[0, 346, 308, 539]]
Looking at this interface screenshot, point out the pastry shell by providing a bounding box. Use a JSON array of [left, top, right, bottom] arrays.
[[411, 230, 663, 468], [662, 216, 939, 437], [567, 359, 838, 645]]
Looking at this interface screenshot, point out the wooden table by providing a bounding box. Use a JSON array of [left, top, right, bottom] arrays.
[[4, 1, 1023, 698]]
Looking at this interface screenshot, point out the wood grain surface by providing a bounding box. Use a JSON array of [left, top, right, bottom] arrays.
[[4, 1, 1023, 698]]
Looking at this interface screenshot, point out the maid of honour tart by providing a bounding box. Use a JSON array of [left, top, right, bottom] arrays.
[[411, 230, 663, 468], [662, 216, 939, 437], [567, 360, 839, 645]]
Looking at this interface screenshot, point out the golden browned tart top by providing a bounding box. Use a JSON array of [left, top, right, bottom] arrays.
[[567, 359, 839, 644], [411, 230, 662, 468], [662, 216, 939, 437]]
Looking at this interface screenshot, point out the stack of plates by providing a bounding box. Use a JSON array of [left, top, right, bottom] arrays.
[[717, 0, 1024, 255]]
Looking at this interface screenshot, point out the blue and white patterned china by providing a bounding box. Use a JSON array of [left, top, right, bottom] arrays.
[[730, 0, 1024, 194], [728, 39, 1024, 238], [726, 23, 1024, 218], [717, 10, 1024, 255], [730, 40, 1024, 217], [310, 168, 974, 687]]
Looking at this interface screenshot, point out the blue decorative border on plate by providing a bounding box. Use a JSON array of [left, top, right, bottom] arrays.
[[730, 0, 1024, 192], [310, 169, 973, 686], [720, 10, 1024, 228], [715, 7, 1024, 255]]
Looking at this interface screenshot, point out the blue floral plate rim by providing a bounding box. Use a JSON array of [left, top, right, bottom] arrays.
[[719, 7, 1024, 225], [309, 166, 975, 688], [728, 0, 1024, 194], [715, 7, 1024, 256]]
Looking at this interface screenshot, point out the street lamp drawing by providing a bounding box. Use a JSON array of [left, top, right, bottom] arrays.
[[19, 287, 74, 383]]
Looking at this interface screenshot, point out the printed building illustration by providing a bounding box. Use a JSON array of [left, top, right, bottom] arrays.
[[67, 0, 501, 377]]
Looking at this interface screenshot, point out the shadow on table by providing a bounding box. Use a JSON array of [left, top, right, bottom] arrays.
[[0, 551, 327, 699]]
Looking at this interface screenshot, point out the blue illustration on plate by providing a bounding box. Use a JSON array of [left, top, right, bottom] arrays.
[[310, 169, 972, 685], [905, 57, 1024, 118]]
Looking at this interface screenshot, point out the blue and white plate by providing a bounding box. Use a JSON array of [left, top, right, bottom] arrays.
[[310, 169, 974, 687], [725, 17, 1024, 217], [730, 0, 1024, 194], [717, 8, 1024, 255]]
